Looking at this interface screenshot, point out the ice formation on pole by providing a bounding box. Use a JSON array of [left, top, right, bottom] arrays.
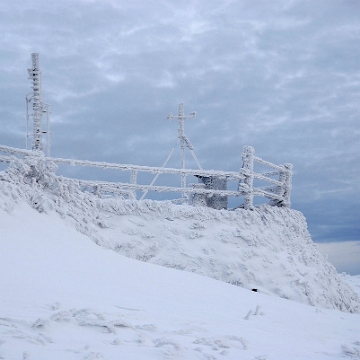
[[26, 53, 51, 155], [167, 103, 202, 190], [241, 145, 255, 210]]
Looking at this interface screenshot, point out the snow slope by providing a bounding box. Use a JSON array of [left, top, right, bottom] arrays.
[[1, 160, 359, 313], [1, 197, 360, 360], [94, 201, 360, 312]]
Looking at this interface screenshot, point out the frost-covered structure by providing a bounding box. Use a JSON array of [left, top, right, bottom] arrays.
[[1, 54, 293, 210], [0, 157, 359, 313], [26, 53, 51, 155], [194, 175, 228, 209], [0, 143, 293, 210], [2, 53, 357, 313]]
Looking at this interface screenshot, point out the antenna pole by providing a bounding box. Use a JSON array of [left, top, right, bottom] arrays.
[[25, 93, 31, 150], [26, 53, 51, 153], [28, 53, 43, 151], [167, 103, 202, 191]]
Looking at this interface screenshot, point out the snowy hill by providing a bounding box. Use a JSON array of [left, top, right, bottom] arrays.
[[94, 201, 359, 312], [1, 161, 359, 314], [1, 170, 360, 359]]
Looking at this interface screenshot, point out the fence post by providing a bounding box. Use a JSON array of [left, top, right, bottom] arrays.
[[130, 170, 138, 199], [271, 163, 293, 207], [242, 146, 254, 209], [282, 163, 293, 207]]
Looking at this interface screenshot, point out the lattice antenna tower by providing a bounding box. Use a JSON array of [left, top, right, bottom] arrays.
[[26, 53, 51, 155]]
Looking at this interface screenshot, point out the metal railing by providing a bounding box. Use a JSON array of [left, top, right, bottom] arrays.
[[0, 144, 292, 209]]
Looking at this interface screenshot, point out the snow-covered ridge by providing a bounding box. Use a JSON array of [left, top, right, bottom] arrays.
[[1, 156, 359, 313]]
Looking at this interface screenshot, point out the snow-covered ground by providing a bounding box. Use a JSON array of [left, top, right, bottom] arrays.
[[1, 160, 360, 359]]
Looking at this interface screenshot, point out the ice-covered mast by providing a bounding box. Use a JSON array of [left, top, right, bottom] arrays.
[[140, 103, 202, 200], [26, 53, 51, 155], [167, 103, 202, 189]]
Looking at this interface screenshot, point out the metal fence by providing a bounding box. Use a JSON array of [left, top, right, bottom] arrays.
[[0, 144, 292, 209]]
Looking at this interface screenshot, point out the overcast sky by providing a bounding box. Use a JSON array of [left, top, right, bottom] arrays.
[[1, 0, 359, 274]]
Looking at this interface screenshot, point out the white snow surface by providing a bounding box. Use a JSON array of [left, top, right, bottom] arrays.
[[1, 162, 360, 359], [1, 161, 359, 313]]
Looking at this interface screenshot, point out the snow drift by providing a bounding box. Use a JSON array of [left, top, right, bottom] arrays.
[[1, 157, 359, 313], [2, 192, 359, 360]]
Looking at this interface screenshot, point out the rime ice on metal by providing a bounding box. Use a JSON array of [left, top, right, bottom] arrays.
[[167, 103, 202, 190], [140, 103, 204, 201], [195, 175, 228, 210], [26, 53, 51, 155]]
